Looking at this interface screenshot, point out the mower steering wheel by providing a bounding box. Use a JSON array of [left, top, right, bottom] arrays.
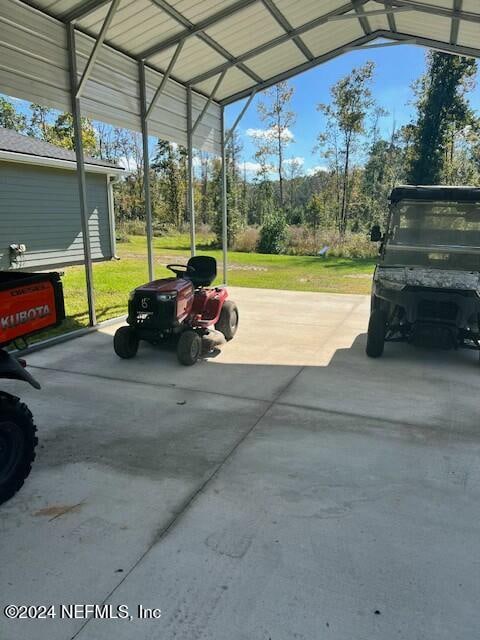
[[167, 263, 196, 278]]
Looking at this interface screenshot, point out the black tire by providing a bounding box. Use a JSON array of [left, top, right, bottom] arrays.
[[215, 301, 239, 341], [366, 309, 387, 358], [177, 331, 202, 366], [0, 397, 37, 505], [114, 326, 139, 359]]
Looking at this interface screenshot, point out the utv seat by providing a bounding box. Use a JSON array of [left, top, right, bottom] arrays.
[[187, 256, 217, 288]]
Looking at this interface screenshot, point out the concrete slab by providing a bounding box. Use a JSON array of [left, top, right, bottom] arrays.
[[1, 369, 269, 640], [79, 404, 480, 640], [1, 287, 479, 640]]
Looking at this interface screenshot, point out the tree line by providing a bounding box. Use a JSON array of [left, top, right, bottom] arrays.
[[1, 50, 479, 254]]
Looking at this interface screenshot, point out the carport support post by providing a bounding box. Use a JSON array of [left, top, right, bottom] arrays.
[[221, 106, 228, 284], [139, 60, 155, 281], [67, 23, 97, 327], [187, 86, 196, 257]]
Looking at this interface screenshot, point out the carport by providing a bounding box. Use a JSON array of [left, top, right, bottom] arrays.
[[2, 2, 480, 639], [2, 0, 480, 330]]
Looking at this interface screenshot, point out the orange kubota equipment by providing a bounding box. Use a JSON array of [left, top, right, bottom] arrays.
[[0, 271, 65, 347]]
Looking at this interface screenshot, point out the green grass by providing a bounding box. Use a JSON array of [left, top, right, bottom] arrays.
[[29, 233, 374, 343]]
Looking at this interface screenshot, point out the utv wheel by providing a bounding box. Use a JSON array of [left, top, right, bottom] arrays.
[[366, 309, 387, 358], [177, 331, 202, 366], [215, 301, 239, 341], [114, 326, 139, 359], [0, 398, 37, 505]]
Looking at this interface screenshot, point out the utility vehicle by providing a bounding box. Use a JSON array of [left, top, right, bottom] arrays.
[[114, 256, 238, 365], [367, 186, 480, 358], [0, 271, 64, 503]]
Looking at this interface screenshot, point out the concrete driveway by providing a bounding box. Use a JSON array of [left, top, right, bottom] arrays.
[[1, 287, 479, 640]]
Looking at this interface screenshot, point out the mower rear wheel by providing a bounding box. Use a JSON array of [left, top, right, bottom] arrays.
[[215, 301, 239, 341], [0, 397, 37, 505], [177, 330, 202, 366], [114, 326, 139, 359], [366, 309, 387, 358]]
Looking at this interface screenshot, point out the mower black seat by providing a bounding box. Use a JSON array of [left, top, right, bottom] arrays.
[[187, 256, 217, 287]]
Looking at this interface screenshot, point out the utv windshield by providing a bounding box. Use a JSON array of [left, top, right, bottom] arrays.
[[383, 200, 480, 270]]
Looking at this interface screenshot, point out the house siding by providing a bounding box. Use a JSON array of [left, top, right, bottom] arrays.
[[0, 161, 113, 270]]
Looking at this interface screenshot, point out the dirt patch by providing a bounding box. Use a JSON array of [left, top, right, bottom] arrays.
[[229, 264, 267, 272], [34, 503, 83, 520]]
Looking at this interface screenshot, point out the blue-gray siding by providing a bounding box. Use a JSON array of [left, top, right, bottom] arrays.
[[0, 161, 113, 270]]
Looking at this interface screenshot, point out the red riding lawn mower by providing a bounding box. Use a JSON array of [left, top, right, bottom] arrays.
[[114, 256, 238, 365]]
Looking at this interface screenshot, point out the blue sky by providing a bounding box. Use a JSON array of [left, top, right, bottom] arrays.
[[226, 43, 480, 177]]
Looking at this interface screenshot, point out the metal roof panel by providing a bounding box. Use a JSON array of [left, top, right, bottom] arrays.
[[416, 0, 456, 8], [462, 0, 480, 11], [169, 0, 243, 23], [203, 2, 284, 57], [194, 66, 254, 99], [272, 0, 346, 28], [361, 0, 390, 31], [148, 38, 226, 81], [394, 10, 451, 42], [457, 19, 480, 50], [301, 19, 364, 58], [246, 40, 307, 78]]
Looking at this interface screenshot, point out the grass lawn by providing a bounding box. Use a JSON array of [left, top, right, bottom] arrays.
[[57, 233, 374, 334]]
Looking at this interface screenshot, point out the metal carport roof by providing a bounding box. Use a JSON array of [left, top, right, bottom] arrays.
[[11, 0, 480, 109], [1, 0, 479, 333]]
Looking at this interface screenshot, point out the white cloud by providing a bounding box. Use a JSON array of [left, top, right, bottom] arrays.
[[306, 165, 328, 176], [284, 156, 304, 166], [242, 161, 262, 173], [239, 161, 274, 174], [246, 126, 294, 143]]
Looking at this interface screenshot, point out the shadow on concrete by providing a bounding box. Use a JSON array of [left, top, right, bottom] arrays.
[[25, 325, 480, 485]]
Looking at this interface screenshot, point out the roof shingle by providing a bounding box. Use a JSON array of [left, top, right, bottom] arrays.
[[0, 126, 121, 171]]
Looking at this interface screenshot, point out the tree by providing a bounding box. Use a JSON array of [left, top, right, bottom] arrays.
[[285, 156, 304, 221], [361, 116, 405, 229], [112, 132, 145, 223], [317, 62, 375, 235], [95, 122, 134, 165], [27, 103, 52, 139], [225, 129, 243, 216], [305, 194, 326, 231], [257, 209, 287, 254], [48, 112, 98, 155], [406, 52, 477, 185], [256, 81, 295, 207], [152, 140, 185, 228], [212, 135, 245, 248], [198, 151, 210, 225], [251, 138, 274, 225], [0, 97, 26, 132]]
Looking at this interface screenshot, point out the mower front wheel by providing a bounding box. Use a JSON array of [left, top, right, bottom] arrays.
[[114, 326, 139, 359], [215, 301, 239, 341], [177, 330, 202, 366]]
